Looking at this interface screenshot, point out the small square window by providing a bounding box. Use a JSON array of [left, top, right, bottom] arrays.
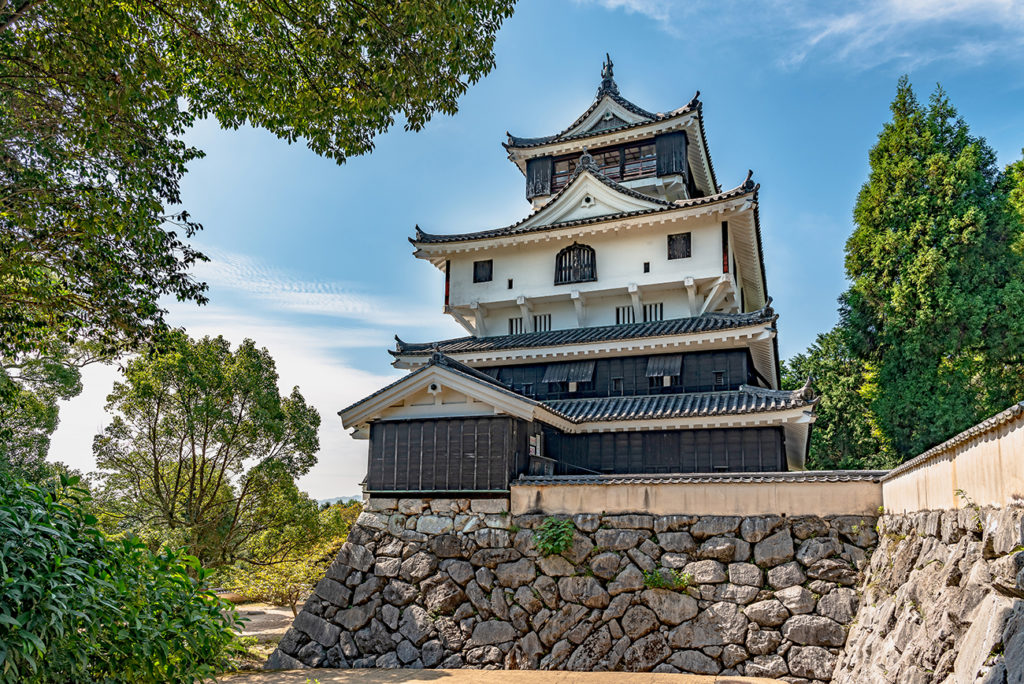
[[507, 278, 514, 289], [610, 377, 623, 394], [668, 232, 692, 260], [643, 261, 650, 273], [713, 370, 726, 387], [473, 259, 493, 283]]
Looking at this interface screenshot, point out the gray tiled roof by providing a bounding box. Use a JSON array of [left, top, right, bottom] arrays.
[[411, 175, 755, 246], [515, 470, 887, 486], [544, 384, 815, 423], [504, 92, 693, 150], [392, 307, 777, 357]]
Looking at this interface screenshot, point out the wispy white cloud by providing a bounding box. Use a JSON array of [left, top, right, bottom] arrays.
[[577, 0, 1024, 72], [193, 247, 443, 328]]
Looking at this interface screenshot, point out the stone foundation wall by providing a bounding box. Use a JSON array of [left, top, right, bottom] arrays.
[[834, 505, 1024, 684], [269, 497, 878, 681]]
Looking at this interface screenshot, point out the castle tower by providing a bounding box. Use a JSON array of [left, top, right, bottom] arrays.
[[340, 58, 816, 494]]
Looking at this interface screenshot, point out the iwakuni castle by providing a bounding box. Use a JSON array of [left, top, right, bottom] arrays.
[[340, 56, 817, 496]]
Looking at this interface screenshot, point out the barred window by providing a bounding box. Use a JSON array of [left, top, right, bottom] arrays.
[[508, 317, 523, 335], [643, 302, 664, 322], [554, 243, 597, 285], [532, 313, 552, 332], [615, 305, 635, 325]]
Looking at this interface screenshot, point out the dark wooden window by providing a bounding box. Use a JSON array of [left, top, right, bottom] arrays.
[[552, 158, 577, 192], [668, 232, 692, 260], [473, 259, 493, 283], [610, 377, 623, 395], [623, 142, 656, 180], [552, 141, 657, 192], [713, 370, 727, 387], [592, 148, 621, 181], [554, 243, 596, 285]]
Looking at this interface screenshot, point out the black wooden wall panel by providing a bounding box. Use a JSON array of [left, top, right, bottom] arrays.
[[368, 417, 531, 492], [655, 131, 689, 178], [483, 350, 753, 401], [544, 426, 785, 475]]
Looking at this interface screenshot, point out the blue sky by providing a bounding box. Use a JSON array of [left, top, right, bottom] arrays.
[[52, 0, 1024, 499]]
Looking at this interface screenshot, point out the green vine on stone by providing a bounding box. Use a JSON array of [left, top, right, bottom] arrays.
[[642, 567, 694, 591], [534, 517, 575, 556]]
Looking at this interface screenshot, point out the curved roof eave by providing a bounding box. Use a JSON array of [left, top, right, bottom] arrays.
[[411, 171, 757, 248], [505, 92, 700, 151]]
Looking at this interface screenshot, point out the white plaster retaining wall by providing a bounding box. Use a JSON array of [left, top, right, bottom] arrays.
[[511, 472, 885, 518], [881, 401, 1024, 514]]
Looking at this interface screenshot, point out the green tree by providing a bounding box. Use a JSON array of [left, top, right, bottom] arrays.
[[0, 0, 515, 358], [781, 328, 885, 469], [93, 333, 321, 567], [0, 472, 241, 682], [0, 344, 107, 482], [840, 78, 1024, 460], [230, 501, 361, 616]]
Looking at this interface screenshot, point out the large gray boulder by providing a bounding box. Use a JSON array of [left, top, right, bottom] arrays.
[[781, 614, 846, 647], [640, 588, 699, 625], [753, 529, 795, 566]]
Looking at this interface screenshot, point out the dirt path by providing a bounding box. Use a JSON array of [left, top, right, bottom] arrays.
[[220, 670, 776, 683], [232, 602, 295, 671]]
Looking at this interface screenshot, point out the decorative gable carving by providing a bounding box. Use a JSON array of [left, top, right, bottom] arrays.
[[517, 170, 665, 231], [564, 96, 652, 139]]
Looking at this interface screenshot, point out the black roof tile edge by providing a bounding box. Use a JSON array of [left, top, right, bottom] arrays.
[[542, 384, 817, 423], [411, 171, 755, 246], [505, 94, 696, 150], [882, 400, 1024, 482], [392, 307, 777, 356], [514, 470, 889, 486]]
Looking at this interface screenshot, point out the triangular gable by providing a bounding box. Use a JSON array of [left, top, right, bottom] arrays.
[[339, 363, 571, 434], [563, 95, 654, 139], [517, 169, 666, 231]]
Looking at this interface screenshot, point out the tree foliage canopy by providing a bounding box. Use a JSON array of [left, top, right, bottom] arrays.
[[0, 0, 515, 357], [93, 333, 321, 567], [782, 327, 884, 469], [791, 78, 1024, 467], [0, 473, 240, 682]]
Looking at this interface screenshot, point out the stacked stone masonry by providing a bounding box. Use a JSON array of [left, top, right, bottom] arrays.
[[268, 497, 879, 681], [834, 505, 1024, 684]]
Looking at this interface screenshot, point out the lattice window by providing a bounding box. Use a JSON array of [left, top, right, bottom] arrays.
[[643, 302, 664, 322], [554, 243, 597, 285], [615, 305, 635, 325], [532, 313, 552, 332], [508, 317, 523, 335]]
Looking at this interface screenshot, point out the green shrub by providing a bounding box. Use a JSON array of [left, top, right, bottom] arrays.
[[642, 567, 694, 591], [534, 517, 574, 556], [0, 473, 241, 682]]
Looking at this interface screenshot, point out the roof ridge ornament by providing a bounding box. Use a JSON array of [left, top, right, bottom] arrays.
[[597, 53, 619, 97], [578, 146, 596, 169], [742, 169, 755, 191]]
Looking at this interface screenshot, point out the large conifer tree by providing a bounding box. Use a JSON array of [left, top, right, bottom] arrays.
[[840, 77, 1024, 460]]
